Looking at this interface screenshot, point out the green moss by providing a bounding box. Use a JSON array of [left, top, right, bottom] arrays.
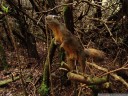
[[38, 83, 49, 96]]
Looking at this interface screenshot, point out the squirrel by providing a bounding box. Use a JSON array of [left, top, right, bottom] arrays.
[[45, 15, 105, 73]]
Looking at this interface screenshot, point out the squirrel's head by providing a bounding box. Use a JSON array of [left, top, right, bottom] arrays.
[[45, 15, 60, 26]]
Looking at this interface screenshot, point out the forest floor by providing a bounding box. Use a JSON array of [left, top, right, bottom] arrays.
[[0, 41, 128, 96]]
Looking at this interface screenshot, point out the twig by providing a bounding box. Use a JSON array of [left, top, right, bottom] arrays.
[[84, 16, 117, 44], [100, 61, 128, 77], [5, 0, 44, 29], [5, 12, 28, 95], [81, 0, 105, 9], [112, 50, 121, 64], [85, 16, 115, 24], [40, 3, 73, 13], [87, 62, 128, 88], [98, 66, 128, 77], [103, 22, 117, 44]]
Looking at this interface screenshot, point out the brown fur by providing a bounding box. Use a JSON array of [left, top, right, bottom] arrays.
[[46, 15, 105, 73]]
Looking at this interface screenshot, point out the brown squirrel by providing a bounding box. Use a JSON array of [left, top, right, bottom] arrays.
[[45, 15, 105, 73]]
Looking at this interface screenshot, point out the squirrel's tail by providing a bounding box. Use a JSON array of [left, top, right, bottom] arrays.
[[84, 48, 105, 62]]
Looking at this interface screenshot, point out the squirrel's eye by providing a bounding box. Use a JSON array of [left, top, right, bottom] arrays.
[[52, 15, 56, 19]]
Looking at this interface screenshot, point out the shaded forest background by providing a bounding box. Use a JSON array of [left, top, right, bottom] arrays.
[[0, 0, 128, 96]]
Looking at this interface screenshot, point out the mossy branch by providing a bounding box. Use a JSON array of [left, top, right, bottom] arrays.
[[39, 39, 57, 96], [0, 76, 20, 86], [61, 61, 128, 88], [67, 72, 108, 85], [61, 62, 108, 85]]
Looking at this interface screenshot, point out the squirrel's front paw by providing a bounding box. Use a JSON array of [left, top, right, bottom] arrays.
[[53, 39, 60, 45], [60, 43, 64, 48]]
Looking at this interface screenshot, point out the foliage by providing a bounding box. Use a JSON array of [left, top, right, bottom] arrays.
[[1, 2, 9, 13], [38, 83, 49, 96]]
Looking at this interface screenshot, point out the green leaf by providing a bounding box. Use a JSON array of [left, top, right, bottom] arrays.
[[1, 2, 9, 13]]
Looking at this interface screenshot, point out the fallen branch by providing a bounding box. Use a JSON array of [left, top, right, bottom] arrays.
[[0, 76, 20, 86], [61, 62, 108, 85], [87, 62, 128, 88], [67, 72, 108, 85], [61, 61, 128, 88]]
